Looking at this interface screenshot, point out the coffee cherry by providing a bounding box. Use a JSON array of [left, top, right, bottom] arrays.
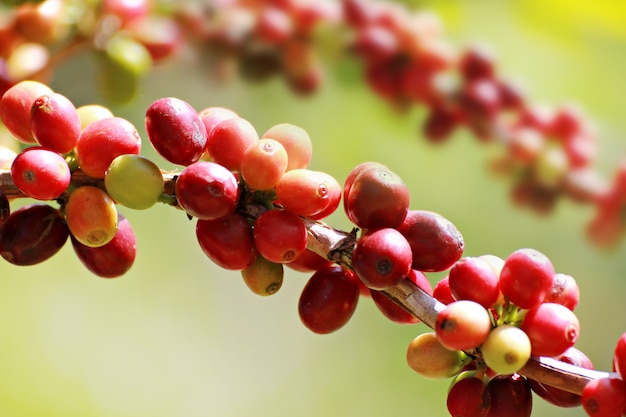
[[241, 255, 284, 296], [196, 213, 257, 270], [253, 209, 307, 263], [406, 332, 470, 379], [76, 116, 142, 179], [11, 146, 71, 200], [396, 209, 464, 272], [499, 248, 554, 309], [175, 161, 239, 220], [97, 34, 152, 104], [0, 203, 69, 266], [484, 374, 533, 417], [125, 15, 182, 62], [582, 377, 626, 417], [481, 325, 531, 376], [206, 117, 259, 172], [345, 163, 410, 229], [64, 185, 118, 248], [71, 213, 136, 278], [369, 269, 432, 324], [30, 92, 81, 153], [298, 265, 360, 334], [448, 256, 500, 308], [199, 106, 239, 137], [352, 228, 412, 290], [343, 161, 387, 216], [520, 302, 580, 357], [435, 299, 492, 351], [145, 97, 208, 166], [287, 249, 333, 273], [262, 122, 312, 170], [544, 272, 580, 311], [240, 138, 288, 190], [0, 80, 53, 143], [447, 372, 488, 417], [275, 168, 341, 218], [528, 346, 593, 408], [432, 275, 455, 305], [76, 104, 114, 129], [104, 154, 164, 210], [614, 332, 626, 380]]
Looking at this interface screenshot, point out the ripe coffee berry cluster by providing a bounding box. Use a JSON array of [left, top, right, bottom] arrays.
[[0, 80, 140, 277], [404, 248, 587, 416]]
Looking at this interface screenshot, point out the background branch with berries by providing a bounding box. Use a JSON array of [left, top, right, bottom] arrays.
[[1, 1, 626, 417]]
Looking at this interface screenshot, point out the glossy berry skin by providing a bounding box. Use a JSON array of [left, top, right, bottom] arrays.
[[286, 249, 333, 273], [520, 302, 580, 357], [499, 248, 554, 309], [0, 204, 69, 266], [65, 186, 119, 248], [104, 154, 164, 210], [528, 347, 593, 408], [275, 169, 341, 218], [241, 255, 284, 296], [345, 163, 410, 229], [614, 332, 626, 380], [298, 265, 360, 334], [76, 104, 114, 129], [76, 117, 142, 179], [396, 210, 464, 272], [206, 117, 259, 172], [71, 214, 136, 278], [481, 325, 531, 376], [448, 256, 500, 308], [145, 97, 207, 166], [198, 106, 239, 136], [435, 299, 492, 351], [447, 373, 488, 417], [544, 273, 580, 311], [175, 161, 239, 220], [343, 161, 387, 214], [0, 80, 53, 143], [196, 213, 257, 270], [406, 332, 470, 379], [253, 209, 308, 264], [484, 374, 533, 417], [11, 147, 71, 200], [369, 269, 432, 324], [352, 228, 412, 291], [240, 138, 288, 190], [582, 377, 626, 417], [432, 275, 456, 305], [30, 92, 81, 154], [262, 123, 313, 171]]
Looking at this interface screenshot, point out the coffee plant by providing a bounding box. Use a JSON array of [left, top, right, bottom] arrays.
[[0, 1, 625, 416]]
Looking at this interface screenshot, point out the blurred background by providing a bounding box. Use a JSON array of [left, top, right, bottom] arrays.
[[1, 0, 626, 416]]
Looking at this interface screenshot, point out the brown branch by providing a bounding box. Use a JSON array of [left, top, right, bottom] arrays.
[[0, 168, 609, 394]]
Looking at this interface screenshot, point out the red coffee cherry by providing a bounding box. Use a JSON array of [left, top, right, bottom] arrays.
[[582, 377, 626, 417], [435, 299, 491, 351], [484, 374, 533, 417], [196, 213, 257, 271], [11, 146, 71, 200], [0, 80, 53, 143], [145, 97, 208, 166], [396, 209, 464, 272], [30, 92, 81, 154], [448, 256, 499, 308], [520, 302, 580, 357], [76, 116, 142, 179], [0, 204, 69, 266], [352, 228, 412, 291], [345, 162, 410, 229], [175, 161, 240, 220], [298, 265, 361, 334], [71, 213, 137, 278], [499, 248, 554, 309], [253, 209, 308, 264]]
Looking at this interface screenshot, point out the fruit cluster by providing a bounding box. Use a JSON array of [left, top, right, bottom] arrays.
[[1, 0, 624, 247], [404, 248, 591, 416], [0, 77, 622, 417]]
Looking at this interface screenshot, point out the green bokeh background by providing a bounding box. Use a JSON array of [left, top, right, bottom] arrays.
[[1, 1, 626, 416]]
